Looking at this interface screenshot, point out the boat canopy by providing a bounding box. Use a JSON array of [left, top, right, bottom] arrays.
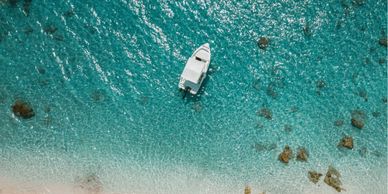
[[181, 58, 205, 84], [195, 49, 210, 61]]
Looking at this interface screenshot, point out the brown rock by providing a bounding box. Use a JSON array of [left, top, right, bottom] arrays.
[[324, 166, 344, 192], [308, 171, 323, 184], [244, 186, 251, 194], [379, 37, 387, 47], [257, 107, 272, 120], [12, 100, 35, 119], [278, 145, 293, 163], [258, 37, 269, 50], [296, 147, 309, 161], [338, 136, 353, 149], [351, 118, 364, 129]]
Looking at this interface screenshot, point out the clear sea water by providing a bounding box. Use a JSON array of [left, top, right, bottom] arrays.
[[0, 0, 387, 194]]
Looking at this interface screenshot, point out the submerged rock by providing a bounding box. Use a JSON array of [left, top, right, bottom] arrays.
[[254, 142, 277, 152], [351, 109, 366, 129], [352, 0, 366, 6], [266, 83, 278, 99], [315, 80, 326, 95], [3, 0, 19, 6], [334, 119, 344, 127], [324, 166, 344, 192], [43, 24, 57, 34], [351, 118, 364, 129], [192, 101, 203, 112], [357, 89, 368, 101], [338, 136, 353, 149], [359, 147, 368, 157], [303, 22, 312, 37], [296, 147, 308, 161], [76, 173, 103, 194], [63, 9, 75, 17], [372, 111, 381, 117], [91, 89, 106, 102], [12, 100, 35, 119], [244, 186, 251, 194], [278, 145, 292, 163], [284, 124, 292, 132], [252, 79, 261, 91], [257, 37, 269, 50], [383, 96, 387, 103], [257, 107, 272, 120], [308, 171, 322, 184], [379, 37, 387, 47], [23, 26, 33, 34], [23, 0, 32, 16]]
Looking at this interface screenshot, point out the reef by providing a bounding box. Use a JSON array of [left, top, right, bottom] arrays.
[[257, 37, 269, 50], [324, 166, 344, 192], [296, 147, 308, 162], [12, 100, 35, 119], [278, 145, 293, 164], [308, 171, 322, 184], [338, 136, 353, 149]]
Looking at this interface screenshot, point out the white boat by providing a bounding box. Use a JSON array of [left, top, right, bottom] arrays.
[[179, 43, 211, 95]]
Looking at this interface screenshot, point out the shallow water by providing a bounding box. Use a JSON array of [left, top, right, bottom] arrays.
[[0, 0, 387, 193]]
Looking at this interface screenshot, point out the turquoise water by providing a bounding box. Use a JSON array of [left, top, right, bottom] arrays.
[[0, 0, 387, 193]]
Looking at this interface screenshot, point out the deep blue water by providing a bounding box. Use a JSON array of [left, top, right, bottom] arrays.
[[0, 0, 387, 193]]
